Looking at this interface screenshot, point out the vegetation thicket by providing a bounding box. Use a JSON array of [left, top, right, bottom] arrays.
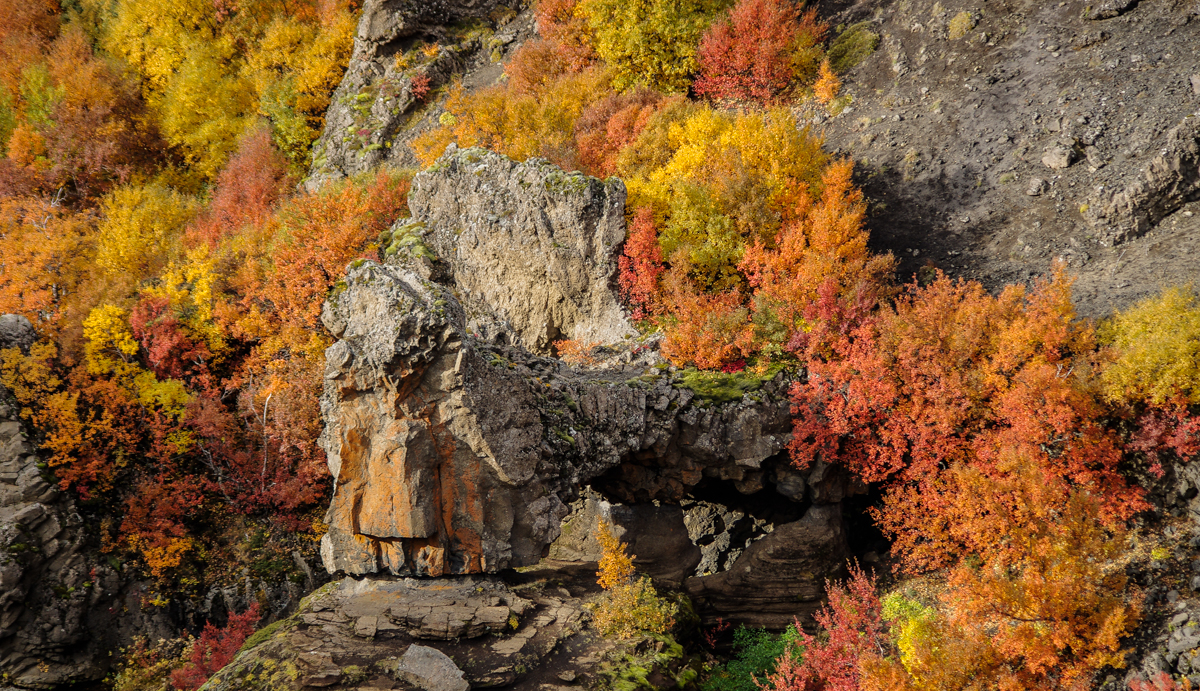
[[0, 0, 402, 629], [409, 1, 1196, 688], [1, 0, 1198, 688]]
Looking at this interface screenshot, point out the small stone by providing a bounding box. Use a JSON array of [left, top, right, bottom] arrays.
[[1192, 74, 1200, 97], [558, 670, 577, 682], [1026, 178, 1050, 196], [1042, 145, 1075, 170], [1190, 575, 1200, 590], [304, 670, 344, 687], [394, 645, 470, 691], [354, 615, 378, 638], [1170, 590, 1183, 603], [1173, 612, 1191, 626]]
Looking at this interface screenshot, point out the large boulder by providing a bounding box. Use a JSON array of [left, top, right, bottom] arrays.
[[408, 146, 635, 352]]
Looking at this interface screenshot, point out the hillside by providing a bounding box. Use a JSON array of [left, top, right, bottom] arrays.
[[0, 0, 1199, 689]]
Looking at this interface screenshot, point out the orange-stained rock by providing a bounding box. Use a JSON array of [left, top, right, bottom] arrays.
[[317, 260, 806, 577]]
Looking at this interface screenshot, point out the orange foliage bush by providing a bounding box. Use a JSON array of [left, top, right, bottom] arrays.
[[554, 339, 602, 367], [791, 266, 1146, 572], [694, 0, 826, 104], [535, 0, 599, 70]]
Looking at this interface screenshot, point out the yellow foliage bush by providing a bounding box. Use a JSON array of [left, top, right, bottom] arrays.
[[102, 0, 356, 178], [1099, 287, 1200, 405], [412, 68, 612, 167], [592, 520, 677, 639], [95, 184, 198, 283], [578, 0, 733, 92]]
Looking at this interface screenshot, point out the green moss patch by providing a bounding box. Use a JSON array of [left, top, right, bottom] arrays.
[[675, 364, 786, 405]]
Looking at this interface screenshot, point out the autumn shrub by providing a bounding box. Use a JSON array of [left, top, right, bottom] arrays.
[[762, 563, 886, 691], [536, 0, 598, 70], [592, 520, 677, 639], [617, 206, 666, 318], [103, 0, 355, 179], [554, 339, 602, 367], [412, 69, 612, 168], [694, 0, 827, 105], [1099, 287, 1200, 406], [1129, 673, 1195, 691], [169, 603, 261, 690], [789, 266, 1145, 572], [111, 635, 193, 691], [573, 89, 671, 177], [812, 58, 840, 104], [578, 0, 734, 92], [860, 461, 1141, 690]]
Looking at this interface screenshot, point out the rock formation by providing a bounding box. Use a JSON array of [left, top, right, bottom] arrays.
[[409, 145, 635, 352], [317, 147, 862, 629], [317, 257, 796, 578], [1083, 114, 1200, 246], [0, 317, 127, 688], [200, 562, 697, 691], [306, 0, 535, 190]]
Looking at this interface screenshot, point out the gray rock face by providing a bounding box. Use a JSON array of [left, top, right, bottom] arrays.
[[1083, 114, 1200, 245], [305, 0, 527, 190], [684, 504, 851, 629], [318, 259, 795, 578], [0, 337, 126, 688], [408, 146, 635, 353], [201, 566, 611, 691], [0, 315, 35, 354]]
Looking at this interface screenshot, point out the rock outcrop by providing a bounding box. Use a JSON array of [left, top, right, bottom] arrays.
[[0, 317, 128, 688], [306, 0, 534, 190], [316, 149, 862, 630], [318, 258, 795, 578], [201, 565, 639, 691], [1083, 114, 1200, 246], [408, 146, 635, 352]]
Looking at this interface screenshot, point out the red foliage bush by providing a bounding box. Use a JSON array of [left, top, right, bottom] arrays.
[[1129, 403, 1200, 478], [187, 127, 291, 247], [574, 89, 668, 177], [694, 0, 827, 104], [763, 563, 887, 691], [506, 39, 573, 95], [410, 74, 431, 101], [129, 296, 214, 384], [789, 267, 1147, 572], [617, 206, 666, 319], [169, 603, 261, 691]]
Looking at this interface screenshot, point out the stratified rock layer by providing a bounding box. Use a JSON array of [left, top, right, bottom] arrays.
[[317, 260, 795, 578], [1083, 114, 1200, 246], [0, 317, 127, 688]]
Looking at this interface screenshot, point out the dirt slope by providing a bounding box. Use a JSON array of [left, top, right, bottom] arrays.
[[815, 0, 1200, 315]]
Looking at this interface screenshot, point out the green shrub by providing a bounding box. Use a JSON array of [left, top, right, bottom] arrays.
[[702, 624, 802, 691], [826, 22, 879, 72]]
